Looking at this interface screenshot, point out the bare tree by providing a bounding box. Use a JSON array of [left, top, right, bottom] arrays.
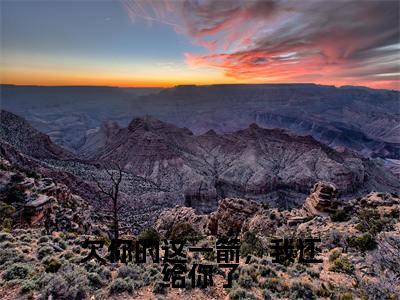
[[91, 162, 123, 240]]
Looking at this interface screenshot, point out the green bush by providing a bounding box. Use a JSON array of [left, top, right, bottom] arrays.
[[72, 245, 81, 254], [20, 279, 38, 294], [257, 265, 277, 278], [329, 256, 354, 274], [117, 264, 141, 280], [43, 257, 62, 273], [168, 222, 200, 243], [329, 250, 341, 262], [331, 209, 351, 222], [39, 264, 88, 300], [61, 250, 74, 260], [83, 260, 111, 282], [3, 263, 32, 281], [138, 228, 160, 244], [148, 266, 159, 277], [0, 232, 14, 242], [0, 202, 15, 231], [38, 236, 50, 244], [37, 245, 55, 260], [0, 241, 15, 249], [356, 209, 391, 235], [19, 234, 32, 243], [290, 282, 315, 299], [229, 287, 258, 300], [347, 233, 377, 252], [109, 278, 134, 295], [240, 231, 264, 258], [0, 248, 26, 267], [88, 272, 105, 288]]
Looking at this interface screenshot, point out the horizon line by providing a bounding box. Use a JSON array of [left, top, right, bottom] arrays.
[[1, 82, 398, 92]]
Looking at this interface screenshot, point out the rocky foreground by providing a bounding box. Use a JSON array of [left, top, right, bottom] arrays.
[[0, 161, 399, 299]]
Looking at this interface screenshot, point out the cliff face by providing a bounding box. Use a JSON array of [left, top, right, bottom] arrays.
[[0, 110, 74, 160], [84, 116, 399, 212]]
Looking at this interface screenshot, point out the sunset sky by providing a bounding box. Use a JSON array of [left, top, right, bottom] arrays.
[[1, 0, 399, 89]]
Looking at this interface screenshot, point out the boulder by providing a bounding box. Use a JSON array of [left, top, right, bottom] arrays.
[[207, 198, 260, 237], [154, 206, 208, 237], [303, 182, 339, 216]]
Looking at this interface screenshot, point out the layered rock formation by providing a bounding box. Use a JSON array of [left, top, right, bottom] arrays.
[[84, 116, 399, 212], [303, 182, 340, 216]]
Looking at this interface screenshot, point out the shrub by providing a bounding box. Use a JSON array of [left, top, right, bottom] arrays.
[[138, 228, 160, 244], [37, 245, 54, 260], [229, 287, 257, 300], [347, 233, 377, 252], [329, 250, 341, 262], [329, 256, 354, 274], [331, 209, 351, 222], [20, 279, 38, 294], [19, 234, 32, 243], [152, 280, 167, 294], [148, 266, 159, 277], [117, 264, 141, 280], [168, 222, 200, 243], [3, 263, 32, 281], [39, 264, 88, 300], [72, 245, 81, 254], [109, 278, 134, 295], [356, 209, 390, 235], [240, 231, 264, 258], [88, 272, 105, 288], [290, 282, 315, 299], [0, 202, 15, 231], [258, 265, 277, 278], [0, 241, 15, 249], [0, 248, 26, 267], [0, 232, 14, 242], [61, 250, 74, 260], [38, 236, 50, 244], [43, 257, 62, 273], [238, 274, 254, 289]]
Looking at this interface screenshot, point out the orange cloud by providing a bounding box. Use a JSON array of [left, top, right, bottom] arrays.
[[124, 0, 400, 90]]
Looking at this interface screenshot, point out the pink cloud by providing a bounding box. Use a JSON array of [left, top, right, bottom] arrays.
[[123, 0, 400, 89]]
